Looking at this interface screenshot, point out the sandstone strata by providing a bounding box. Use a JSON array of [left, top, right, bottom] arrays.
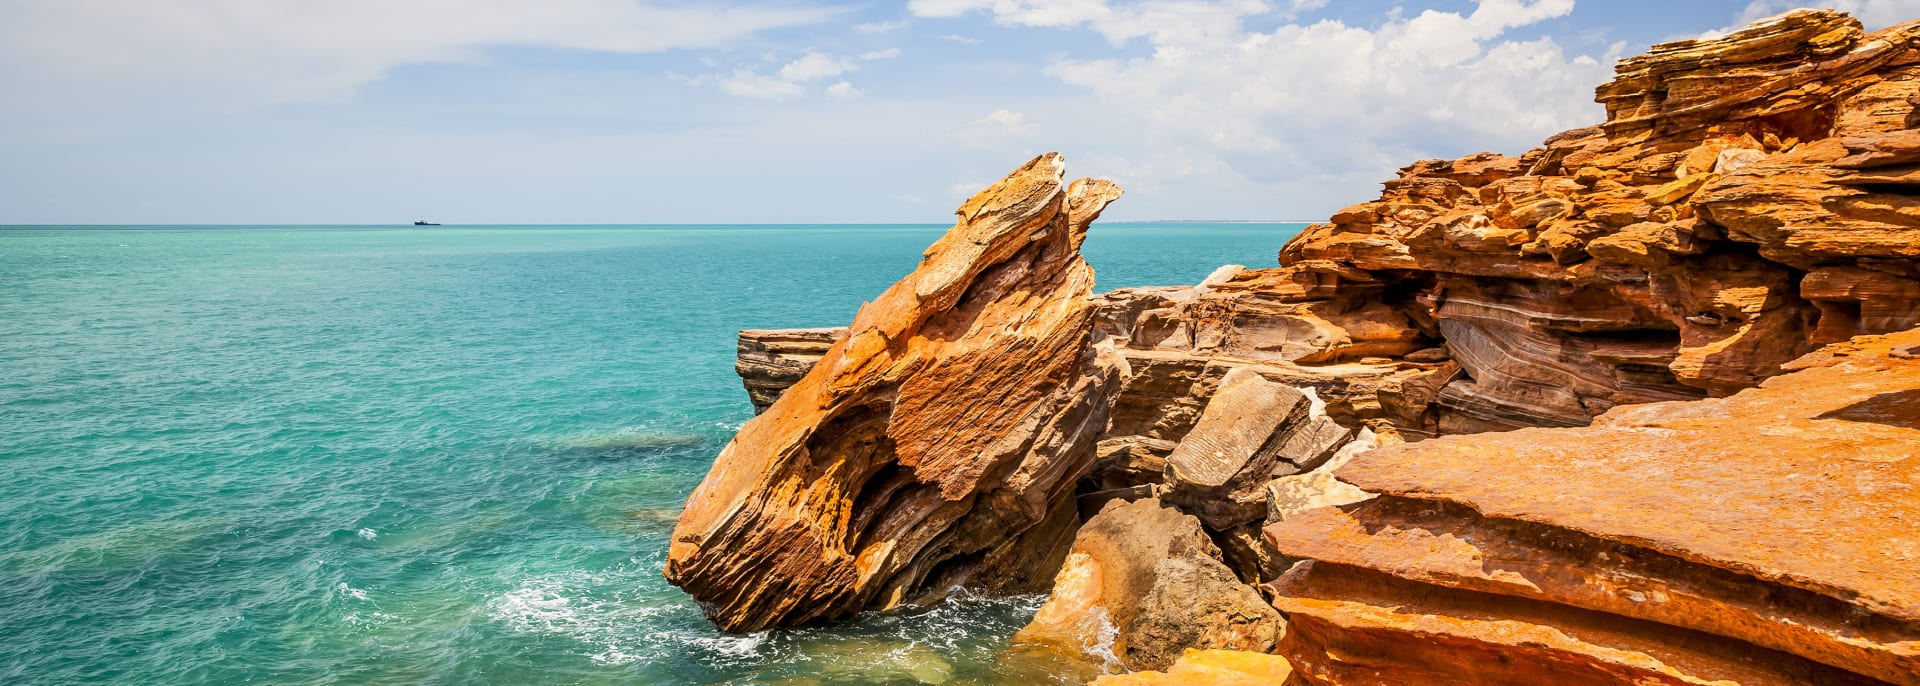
[[667, 154, 1125, 631], [1276, 9, 1920, 431], [1265, 328, 1920, 684], [689, 7, 1920, 682], [736, 327, 844, 414]]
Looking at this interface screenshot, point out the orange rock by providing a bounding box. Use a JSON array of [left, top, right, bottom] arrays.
[[1276, 8, 1920, 428], [1271, 561, 1883, 686], [1268, 497, 1920, 685], [666, 154, 1126, 631], [1090, 649, 1297, 686], [1014, 498, 1283, 672], [735, 327, 844, 413], [1263, 327, 1920, 684]]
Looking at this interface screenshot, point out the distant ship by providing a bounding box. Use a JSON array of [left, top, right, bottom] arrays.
[[413, 219, 440, 226]]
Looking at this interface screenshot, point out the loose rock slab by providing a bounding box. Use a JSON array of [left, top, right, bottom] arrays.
[[1014, 498, 1283, 672]]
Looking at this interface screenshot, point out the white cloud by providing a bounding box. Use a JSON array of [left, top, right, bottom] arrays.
[[981, 109, 1035, 134], [719, 71, 807, 98], [938, 34, 982, 45], [826, 81, 863, 98], [854, 19, 910, 33], [1287, 0, 1331, 16], [859, 48, 904, 60], [1724, 0, 1920, 31], [910, 0, 1608, 189], [908, 0, 996, 18], [720, 51, 859, 99], [0, 0, 843, 125], [779, 52, 857, 81], [949, 109, 1037, 147]]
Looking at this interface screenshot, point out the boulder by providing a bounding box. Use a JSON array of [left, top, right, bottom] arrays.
[[1014, 498, 1283, 673]]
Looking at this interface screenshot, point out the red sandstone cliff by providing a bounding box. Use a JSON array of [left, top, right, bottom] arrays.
[[682, 8, 1920, 683]]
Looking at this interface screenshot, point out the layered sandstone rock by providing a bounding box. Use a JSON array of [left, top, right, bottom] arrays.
[[666, 154, 1125, 632], [736, 327, 844, 414], [1265, 328, 1920, 685], [1278, 9, 1920, 431], [693, 10, 1920, 680], [1014, 498, 1283, 672]]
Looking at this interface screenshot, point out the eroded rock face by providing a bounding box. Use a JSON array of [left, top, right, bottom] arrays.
[[1014, 498, 1283, 673], [737, 327, 845, 414], [694, 10, 1920, 679], [1280, 9, 1920, 430], [666, 154, 1125, 632], [1265, 328, 1920, 685]]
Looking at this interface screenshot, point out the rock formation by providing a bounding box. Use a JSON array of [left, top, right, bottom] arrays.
[[1265, 327, 1920, 685], [686, 7, 1920, 683], [736, 327, 844, 414], [1013, 498, 1283, 672], [1090, 649, 1296, 686], [666, 153, 1125, 632], [1274, 9, 1920, 433]]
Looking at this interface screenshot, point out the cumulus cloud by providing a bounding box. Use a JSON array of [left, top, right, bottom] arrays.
[[720, 52, 858, 99], [912, 0, 1613, 189], [826, 81, 863, 98], [979, 109, 1035, 134]]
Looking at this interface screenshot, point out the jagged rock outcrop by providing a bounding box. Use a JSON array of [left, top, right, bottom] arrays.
[[1265, 328, 1920, 685], [1014, 498, 1283, 672], [736, 327, 844, 414], [690, 9, 1920, 681], [1276, 9, 1920, 432], [666, 154, 1125, 632]]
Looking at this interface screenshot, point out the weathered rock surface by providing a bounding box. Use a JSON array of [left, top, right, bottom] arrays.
[[1270, 561, 1883, 686], [666, 154, 1125, 632], [693, 9, 1920, 681], [1266, 328, 1920, 684], [1159, 367, 1313, 529], [1090, 649, 1297, 686], [1014, 498, 1283, 672], [737, 327, 845, 414], [1278, 8, 1920, 430]]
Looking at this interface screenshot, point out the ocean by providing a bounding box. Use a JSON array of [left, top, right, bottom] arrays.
[[0, 223, 1304, 685]]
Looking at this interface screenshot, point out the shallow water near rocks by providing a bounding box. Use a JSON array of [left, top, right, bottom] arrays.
[[0, 223, 1300, 684]]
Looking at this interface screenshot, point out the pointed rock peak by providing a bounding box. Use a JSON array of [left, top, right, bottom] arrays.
[[667, 155, 1124, 632]]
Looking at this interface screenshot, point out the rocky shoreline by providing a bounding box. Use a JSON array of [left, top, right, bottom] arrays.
[[675, 9, 1920, 684]]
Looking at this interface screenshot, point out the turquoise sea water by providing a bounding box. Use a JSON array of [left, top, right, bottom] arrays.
[[0, 223, 1303, 685]]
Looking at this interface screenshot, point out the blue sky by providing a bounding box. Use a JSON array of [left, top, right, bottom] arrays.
[[2, 1, 1916, 224]]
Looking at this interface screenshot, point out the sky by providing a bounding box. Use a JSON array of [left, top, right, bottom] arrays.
[[2, 1, 1918, 224]]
